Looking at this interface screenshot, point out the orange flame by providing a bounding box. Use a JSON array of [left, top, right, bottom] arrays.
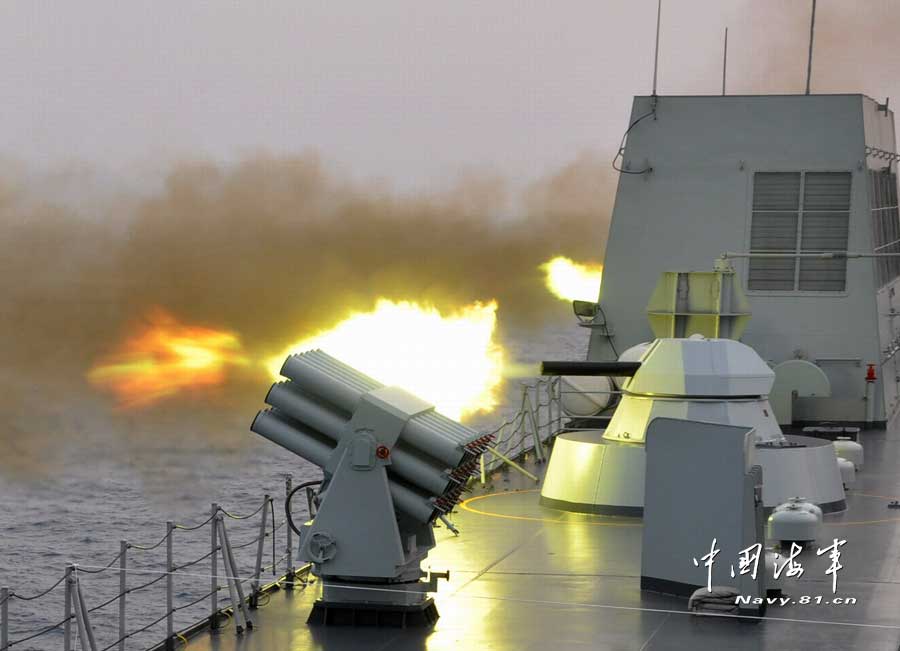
[[87, 308, 247, 408]]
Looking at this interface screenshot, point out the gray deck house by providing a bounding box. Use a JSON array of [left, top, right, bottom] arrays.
[[589, 94, 900, 425]]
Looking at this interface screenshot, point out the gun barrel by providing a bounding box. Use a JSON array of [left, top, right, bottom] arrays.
[[541, 361, 642, 377]]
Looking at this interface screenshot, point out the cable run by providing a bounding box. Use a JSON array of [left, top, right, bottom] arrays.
[[173, 511, 219, 532], [99, 609, 171, 651], [7, 572, 66, 601], [129, 531, 171, 552], [612, 109, 655, 175], [173, 587, 220, 613], [7, 615, 73, 648], [77, 548, 127, 574], [219, 499, 268, 520], [173, 547, 219, 572]]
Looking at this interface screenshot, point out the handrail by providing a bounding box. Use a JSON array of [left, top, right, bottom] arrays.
[[479, 376, 565, 479], [1, 488, 304, 651]]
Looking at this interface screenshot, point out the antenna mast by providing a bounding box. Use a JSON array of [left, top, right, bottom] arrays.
[[805, 0, 817, 95], [722, 27, 728, 96], [651, 0, 662, 97]]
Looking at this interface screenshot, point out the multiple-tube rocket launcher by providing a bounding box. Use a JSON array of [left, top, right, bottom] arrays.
[[251, 349, 492, 626]]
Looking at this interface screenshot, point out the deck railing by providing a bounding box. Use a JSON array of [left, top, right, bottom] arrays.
[[1, 375, 617, 650], [0, 478, 310, 651], [478, 376, 625, 483], [478, 377, 563, 482]]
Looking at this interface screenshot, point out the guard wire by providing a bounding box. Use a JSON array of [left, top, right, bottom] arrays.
[[7, 615, 73, 647], [173, 512, 218, 532], [173, 587, 219, 613], [87, 590, 124, 614], [76, 548, 127, 574], [219, 500, 267, 520], [173, 547, 219, 572], [6, 572, 66, 600], [231, 532, 267, 550], [129, 530, 171, 552], [100, 608, 171, 651], [124, 571, 168, 595]]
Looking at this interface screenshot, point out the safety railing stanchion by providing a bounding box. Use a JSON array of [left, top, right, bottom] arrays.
[[518, 386, 530, 457], [165, 521, 174, 651], [216, 515, 253, 633], [118, 540, 127, 651], [71, 569, 98, 651], [544, 379, 552, 436], [284, 477, 294, 590], [554, 377, 562, 436], [217, 514, 242, 633], [1, 586, 8, 651], [63, 564, 73, 651], [525, 385, 545, 462], [250, 495, 271, 608], [210, 502, 219, 629]]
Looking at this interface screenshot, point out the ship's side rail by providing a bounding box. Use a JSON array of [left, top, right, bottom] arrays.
[[479, 377, 563, 481], [479, 376, 624, 482], [0, 478, 311, 651]]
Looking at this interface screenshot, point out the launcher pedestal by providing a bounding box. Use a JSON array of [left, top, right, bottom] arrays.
[[251, 350, 491, 627]]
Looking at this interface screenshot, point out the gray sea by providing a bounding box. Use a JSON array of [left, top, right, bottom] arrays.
[[0, 324, 587, 650]]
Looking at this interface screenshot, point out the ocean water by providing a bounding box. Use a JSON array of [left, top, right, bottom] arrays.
[[0, 324, 588, 650]]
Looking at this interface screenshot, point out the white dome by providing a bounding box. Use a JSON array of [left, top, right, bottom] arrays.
[[559, 376, 613, 417]]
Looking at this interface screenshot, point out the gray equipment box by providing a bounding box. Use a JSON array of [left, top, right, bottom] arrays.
[[641, 417, 766, 616]]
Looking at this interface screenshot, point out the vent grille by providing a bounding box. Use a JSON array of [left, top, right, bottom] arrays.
[[870, 168, 900, 287], [749, 171, 851, 292]]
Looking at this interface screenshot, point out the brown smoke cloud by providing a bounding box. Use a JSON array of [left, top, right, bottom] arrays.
[[116, 150, 613, 351], [0, 151, 615, 476]]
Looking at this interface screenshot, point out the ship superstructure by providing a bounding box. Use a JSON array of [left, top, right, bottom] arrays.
[[588, 93, 899, 427]]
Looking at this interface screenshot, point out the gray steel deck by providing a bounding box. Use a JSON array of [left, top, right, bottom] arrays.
[[186, 426, 900, 650]]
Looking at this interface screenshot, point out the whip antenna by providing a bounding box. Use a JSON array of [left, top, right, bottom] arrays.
[[805, 0, 817, 94]]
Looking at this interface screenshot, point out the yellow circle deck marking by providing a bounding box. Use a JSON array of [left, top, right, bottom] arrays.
[[824, 492, 900, 526], [459, 489, 641, 527]]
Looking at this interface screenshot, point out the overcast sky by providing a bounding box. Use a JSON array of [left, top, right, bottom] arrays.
[[1, 1, 897, 191]]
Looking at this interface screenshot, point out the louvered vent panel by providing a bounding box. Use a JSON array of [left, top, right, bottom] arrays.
[[798, 173, 851, 291], [749, 173, 801, 290], [749, 171, 852, 292]]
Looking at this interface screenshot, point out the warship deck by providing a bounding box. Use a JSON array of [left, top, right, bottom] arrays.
[[184, 425, 900, 651]]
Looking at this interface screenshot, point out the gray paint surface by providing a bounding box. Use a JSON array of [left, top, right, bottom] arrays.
[[641, 417, 763, 598], [591, 94, 897, 423]]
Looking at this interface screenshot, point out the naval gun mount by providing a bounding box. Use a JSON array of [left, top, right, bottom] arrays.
[[251, 349, 492, 627], [540, 336, 846, 516]]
